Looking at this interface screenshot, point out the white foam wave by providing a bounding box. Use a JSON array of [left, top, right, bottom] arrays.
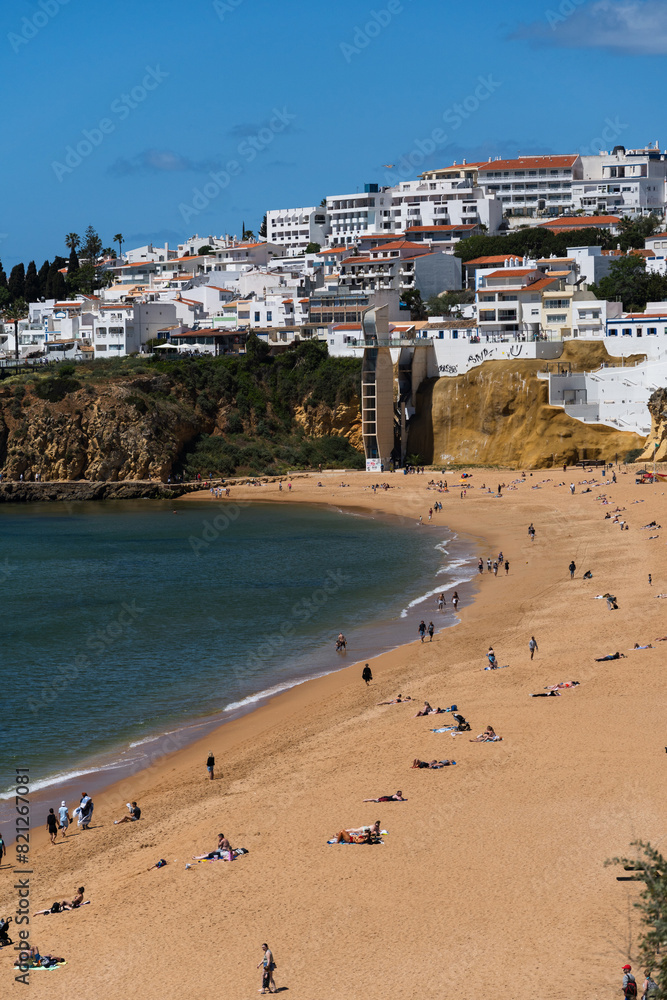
[[223, 671, 335, 713], [399, 570, 476, 618], [0, 762, 126, 801]]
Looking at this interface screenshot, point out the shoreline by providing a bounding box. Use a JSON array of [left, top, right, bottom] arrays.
[[0, 494, 479, 839], [5, 468, 666, 998]]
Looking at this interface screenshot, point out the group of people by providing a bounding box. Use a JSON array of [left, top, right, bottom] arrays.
[[478, 554, 509, 576]]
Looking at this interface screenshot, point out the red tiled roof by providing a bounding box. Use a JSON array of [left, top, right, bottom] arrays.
[[479, 155, 579, 172], [466, 255, 525, 265], [371, 240, 426, 252], [485, 269, 538, 278], [171, 328, 237, 338], [543, 215, 620, 228], [317, 247, 354, 255], [526, 278, 558, 292]]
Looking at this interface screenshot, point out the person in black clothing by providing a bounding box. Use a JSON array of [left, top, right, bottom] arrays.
[[115, 802, 141, 824], [362, 664, 373, 685], [0, 917, 13, 947], [569, 560, 576, 579], [427, 622, 435, 641], [46, 808, 58, 845], [206, 753, 215, 780]]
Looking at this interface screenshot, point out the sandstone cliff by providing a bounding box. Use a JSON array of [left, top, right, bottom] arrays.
[[406, 342, 646, 469], [0, 372, 362, 482], [640, 387, 667, 462]]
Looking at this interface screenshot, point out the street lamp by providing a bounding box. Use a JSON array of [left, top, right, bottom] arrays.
[[653, 440, 659, 482]]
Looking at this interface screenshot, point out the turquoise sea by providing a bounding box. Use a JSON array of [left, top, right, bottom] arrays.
[[0, 500, 475, 819]]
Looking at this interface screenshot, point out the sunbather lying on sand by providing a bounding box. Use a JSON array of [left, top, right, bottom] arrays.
[[194, 833, 234, 861], [363, 791, 406, 802], [413, 702, 448, 717], [594, 652, 626, 661], [633, 643, 653, 649], [332, 820, 382, 843], [35, 888, 86, 915], [412, 759, 456, 768], [546, 681, 580, 690], [470, 726, 503, 742], [377, 694, 412, 705]]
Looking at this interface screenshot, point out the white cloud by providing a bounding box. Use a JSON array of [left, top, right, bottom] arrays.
[[513, 0, 667, 55]]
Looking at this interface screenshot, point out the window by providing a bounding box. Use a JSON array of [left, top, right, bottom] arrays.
[[647, 327, 657, 335], [266, 311, 272, 321], [622, 328, 632, 336], [96, 344, 107, 351], [544, 299, 570, 309], [255, 312, 260, 322], [608, 329, 618, 336], [547, 314, 568, 323], [479, 311, 496, 321]]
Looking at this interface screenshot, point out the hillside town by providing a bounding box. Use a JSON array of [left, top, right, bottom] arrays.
[[4, 143, 667, 458]]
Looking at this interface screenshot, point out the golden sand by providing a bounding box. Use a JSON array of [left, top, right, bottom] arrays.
[[4, 468, 666, 998]]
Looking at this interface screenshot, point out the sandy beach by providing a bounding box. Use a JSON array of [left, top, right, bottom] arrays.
[[3, 467, 666, 998]]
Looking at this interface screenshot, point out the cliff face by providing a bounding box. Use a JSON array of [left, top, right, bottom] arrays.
[[640, 387, 667, 462], [407, 343, 646, 469], [293, 397, 362, 451], [0, 374, 363, 481]]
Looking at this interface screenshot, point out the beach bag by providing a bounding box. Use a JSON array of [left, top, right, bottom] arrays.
[[50, 902, 61, 914], [155, 859, 167, 868], [624, 979, 637, 997]]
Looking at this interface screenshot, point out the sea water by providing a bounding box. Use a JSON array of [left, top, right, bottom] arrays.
[[0, 500, 476, 806]]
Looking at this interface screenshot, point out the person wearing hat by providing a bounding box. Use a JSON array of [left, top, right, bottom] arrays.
[[622, 964, 637, 997], [58, 801, 70, 837]]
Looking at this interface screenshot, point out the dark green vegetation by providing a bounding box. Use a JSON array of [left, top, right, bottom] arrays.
[[590, 255, 667, 312], [454, 214, 663, 264], [607, 842, 667, 998], [11, 339, 364, 478]]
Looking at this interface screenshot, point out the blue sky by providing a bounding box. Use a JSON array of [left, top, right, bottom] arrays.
[[2, 0, 666, 269]]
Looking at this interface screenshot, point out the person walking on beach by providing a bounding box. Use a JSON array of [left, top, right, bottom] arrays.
[[569, 560, 576, 579], [487, 558, 492, 573], [505, 559, 509, 575], [529, 636, 538, 660], [478, 558, 483, 575], [0, 832, 6, 867], [648, 573, 652, 587], [493, 561, 498, 576], [206, 752, 215, 781], [437, 593, 445, 611], [487, 647, 497, 668], [428, 622, 434, 642], [452, 592, 459, 611], [258, 943, 276, 994], [641, 970, 658, 997], [528, 523, 535, 541], [621, 964, 637, 997], [58, 801, 70, 837], [418, 620, 427, 642], [362, 663, 373, 685], [46, 808, 58, 845], [570, 482, 575, 494]]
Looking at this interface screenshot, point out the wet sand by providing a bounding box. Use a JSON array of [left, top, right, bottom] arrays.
[[3, 467, 665, 999]]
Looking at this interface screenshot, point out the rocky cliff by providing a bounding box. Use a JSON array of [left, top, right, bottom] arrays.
[[407, 342, 646, 469], [0, 369, 362, 482], [640, 387, 667, 462]]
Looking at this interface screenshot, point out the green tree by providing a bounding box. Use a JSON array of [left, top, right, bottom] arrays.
[[242, 227, 255, 242], [8, 263, 25, 301], [259, 213, 267, 238], [113, 233, 124, 259], [426, 290, 474, 316], [67, 245, 80, 274], [24, 260, 39, 303], [197, 245, 214, 255], [46, 266, 67, 301], [401, 288, 427, 320], [2, 298, 28, 359], [37, 259, 51, 297], [608, 842, 667, 999], [67, 261, 96, 295], [81, 224, 102, 264], [65, 232, 80, 252], [590, 256, 650, 312], [304, 242, 321, 254], [618, 213, 662, 252]]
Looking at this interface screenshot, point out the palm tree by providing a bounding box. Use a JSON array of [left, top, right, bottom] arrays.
[[65, 233, 80, 252], [113, 233, 124, 260], [3, 298, 28, 360]]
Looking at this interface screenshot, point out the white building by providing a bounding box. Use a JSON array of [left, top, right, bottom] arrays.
[[93, 304, 140, 357], [326, 185, 394, 246], [265, 206, 329, 253], [385, 177, 502, 234], [338, 239, 462, 298], [475, 154, 582, 218], [574, 144, 667, 218], [123, 242, 175, 264]]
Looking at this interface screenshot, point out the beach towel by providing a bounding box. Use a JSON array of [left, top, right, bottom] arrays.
[[327, 838, 385, 845], [194, 847, 249, 863], [431, 726, 456, 733]]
